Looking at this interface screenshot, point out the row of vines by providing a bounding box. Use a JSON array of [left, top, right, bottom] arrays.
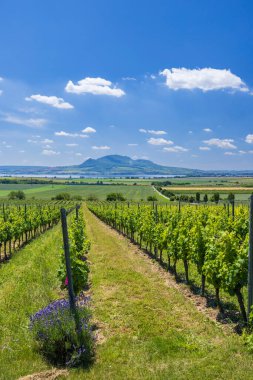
[[88, 201, 250, 322], [0, 201, 75, 261]]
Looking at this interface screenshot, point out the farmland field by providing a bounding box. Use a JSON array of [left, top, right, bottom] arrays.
[[0, 183, 165, 201]]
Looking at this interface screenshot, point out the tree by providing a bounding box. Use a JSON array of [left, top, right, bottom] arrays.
[[8, 190, 26, 200], [203, 194, 208, 203], [227, 193, 235, 202], [106, 193, 126, 201], [211, 192, 220, 204], [196, 192, 201, 203]]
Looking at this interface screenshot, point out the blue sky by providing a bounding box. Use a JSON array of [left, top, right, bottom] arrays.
[[0, 0, 253, 169]]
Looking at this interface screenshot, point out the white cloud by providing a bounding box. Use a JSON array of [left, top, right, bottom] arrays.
[[245, 134, 253, 144], [75, 153, 83, 156], [3, 114, 47, 128], [148, 137, 173, 146], [42, 149, 60, 156], [122, 77, 136, 81], [27, 139, 38, 144], [164, 145, 188, 152], [66, 143, 78, 147], [25, 94, 74, 109], [139, 128, 167, 135], [19, 150, 25, 153], [65, 77, 125, 97], [54, 131, 88, 138], [203, 128, 212, 132], [199, 146, 211, 151], [160, 68, 249, 93], [128, 143, 138, 146], [203, 138, 237, 149], [82, 127, 96, 133], [224, 152, 236, 156], [41, 138, 54, 144], [92, 145, 111, 150], [148, 130, 167, 135]]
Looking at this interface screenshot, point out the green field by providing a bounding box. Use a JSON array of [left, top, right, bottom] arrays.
[[0, 183, 166, 201]]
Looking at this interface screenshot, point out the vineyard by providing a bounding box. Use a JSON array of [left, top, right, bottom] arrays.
[[0, 201, 75, 261], [88, 201, 251, 322]]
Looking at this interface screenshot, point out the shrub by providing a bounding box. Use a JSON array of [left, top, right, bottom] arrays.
[[30, 298, 94, 367], [147, 195, 157, 202], [8, 190, 26, 200], [106, 192, 126, 201]]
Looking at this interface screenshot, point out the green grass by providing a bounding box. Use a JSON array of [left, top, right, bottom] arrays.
[[0, 184, 165, 202], [68, 207, 253, 379], [0, 223, 63, 380]]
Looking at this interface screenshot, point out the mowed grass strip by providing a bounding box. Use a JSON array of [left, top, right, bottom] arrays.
[[0, 223, 63, 380], [70, 206, 253, 380]]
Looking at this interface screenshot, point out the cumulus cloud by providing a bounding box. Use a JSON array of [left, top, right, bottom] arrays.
[[42, 149, 60, 156], [54, 131, 88, 138], [203, 138, 237, 149], [164, 145, 188, 152], [245, 134, 253, 144], [139, 128, 147, 133], [25, 94, 74, 109], [65, 77, 125, 97], [148, 137, 173, 146], [203, 128, 212, 132], [160, 68, 249, 93], [199, 146, 211, 151], [82, 127, 96, 133], [92, 145, 111, 150], [3, 114, 47, 128]]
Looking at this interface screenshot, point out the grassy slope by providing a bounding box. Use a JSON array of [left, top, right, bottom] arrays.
[[70, 206, 253, 380], [0, 223, 63, 380]]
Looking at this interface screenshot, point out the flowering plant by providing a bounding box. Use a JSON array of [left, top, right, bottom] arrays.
[[30, 298, 94, 367]]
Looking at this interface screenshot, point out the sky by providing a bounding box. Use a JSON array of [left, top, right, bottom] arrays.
[[0, 0, 253, 170]]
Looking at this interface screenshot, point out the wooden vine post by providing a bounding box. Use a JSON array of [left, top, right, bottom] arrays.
[[247, 195, 253, 320]]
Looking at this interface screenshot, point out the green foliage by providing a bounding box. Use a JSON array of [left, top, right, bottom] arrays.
[[8, 190, 26, 200], [106, 192, 126, 201], [147, 195, 157, 201], [58, 215, 90, 294]]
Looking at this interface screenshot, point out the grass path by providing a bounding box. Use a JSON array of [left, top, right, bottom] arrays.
[[70, 206, 253, 380], [0, 224, 63, 380]]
